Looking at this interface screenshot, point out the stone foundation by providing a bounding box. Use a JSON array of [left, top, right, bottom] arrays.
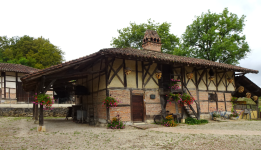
[[0, 108, 67, 117]]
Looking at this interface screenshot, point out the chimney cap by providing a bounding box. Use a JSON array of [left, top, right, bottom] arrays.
[[142, 30, 161, 44], [143, 30, 160, 39]]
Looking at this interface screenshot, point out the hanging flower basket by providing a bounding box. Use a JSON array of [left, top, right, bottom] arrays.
[[227, 77, 233, 83], [238, 86, 244, 93], [167, 93, 181, 103], [170, 79, 181, 91], [178, 93, 195, 106], [246, 92, 251, 98], [186, 72, 193, 79], [209, 76, 215, 81], [33, 93, 55, 110], [252, 96, 258, 101], [103, 96, 119, 108]]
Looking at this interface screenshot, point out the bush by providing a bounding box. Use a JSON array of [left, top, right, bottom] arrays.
[[107, 114, 125, 129], [185, 117, 208, 125]]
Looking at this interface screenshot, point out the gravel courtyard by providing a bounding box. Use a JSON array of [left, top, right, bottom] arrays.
[[0, 117, 261, 150]]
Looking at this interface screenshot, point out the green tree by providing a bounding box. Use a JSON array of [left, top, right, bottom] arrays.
[[0, 35, 64, 69], [111, 19, 180, 54], [181, 8, 250, 65]]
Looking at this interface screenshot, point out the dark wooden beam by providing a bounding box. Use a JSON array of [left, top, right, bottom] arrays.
[[123, 59, 127, 87], [217, 72, 226, 87], [43, 79, 56, 94], [4, 72, 6, 99], [144, 66, 158, 87], [108, 62, 124, 85], [142, 62, 144, 88], [136, 60, 138, 88], [197, 69, 206, 86], [16, 72, 18, 100]]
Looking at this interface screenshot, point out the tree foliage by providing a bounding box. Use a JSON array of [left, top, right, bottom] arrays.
[[0, 35, 64, 69], [110, 19, 180, 54], [181, 8, 250, 65]]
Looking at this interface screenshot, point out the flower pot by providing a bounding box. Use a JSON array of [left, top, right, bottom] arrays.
[[230, 117, 238, 120], [213, 117, 221, 121]]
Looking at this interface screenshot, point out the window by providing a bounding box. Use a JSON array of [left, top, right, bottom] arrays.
[[208, 93, 218, 101]]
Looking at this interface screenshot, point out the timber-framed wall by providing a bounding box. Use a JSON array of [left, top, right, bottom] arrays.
[[74, 55, 237, 123]]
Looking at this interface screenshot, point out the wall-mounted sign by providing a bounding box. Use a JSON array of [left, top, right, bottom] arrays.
[[150, 94, 155, 99]]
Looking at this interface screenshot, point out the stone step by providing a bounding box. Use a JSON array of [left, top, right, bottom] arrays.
[[133, 122, 146, 125]]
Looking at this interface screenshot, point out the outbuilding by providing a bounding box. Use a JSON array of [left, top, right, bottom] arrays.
[[0, 63, 39, 104]]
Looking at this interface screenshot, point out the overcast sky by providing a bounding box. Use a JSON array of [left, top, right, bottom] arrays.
[[1, 0, 260, 87]]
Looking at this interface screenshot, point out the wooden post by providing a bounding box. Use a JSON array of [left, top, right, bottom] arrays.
[[4, 72, 6, 99], [32, 103, 35, 119], [39, 104, 44, 126], [194, 68, 200, 120], [35, 103, 38, 122], [257, 98, 260, 119], [37, 76, 45, 125], [224, 93, 227, 111], [16, 72, 18, 101], [123, 59, 127, 87]]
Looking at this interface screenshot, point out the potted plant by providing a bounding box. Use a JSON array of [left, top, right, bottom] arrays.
[[212, 111, 221, 121], [107, 114, 125, 129], [179, 93, 195, 106], [167, 93, 181, 103], [33, 93, 55, 110], [162, 115, 178, 127], [103, 96, 119, 108], [230, 111, 240, 120], [170, 78, 181, 91]]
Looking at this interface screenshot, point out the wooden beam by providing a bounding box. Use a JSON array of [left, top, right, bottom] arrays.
[[16, 72, 18, 100], [143, 63, 151, 81], [4, 72, 6, 99], [108, 63, 124, 85], [144, 66, 158, 87], [107, 58, 115, 84], [197, 69, 206, 86], [142, 62, 144, 88], [123, 59, 127, 87], [43, 79, 56, 94], [194, 68, 201, 120], [136, 60, 138, 88]]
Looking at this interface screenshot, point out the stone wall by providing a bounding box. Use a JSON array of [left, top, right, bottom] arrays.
[[0, 107, 67, 117]]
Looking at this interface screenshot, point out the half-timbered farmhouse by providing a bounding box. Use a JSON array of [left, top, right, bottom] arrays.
[[21, 30, 260, 124], [0, 63, 39, 104]]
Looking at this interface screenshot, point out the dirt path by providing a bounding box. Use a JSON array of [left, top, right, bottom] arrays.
[[1, 117, 261, 150], [149, 127, 261, 135]]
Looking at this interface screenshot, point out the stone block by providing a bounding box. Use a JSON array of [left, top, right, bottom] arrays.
[[37, 125, 46, 132]]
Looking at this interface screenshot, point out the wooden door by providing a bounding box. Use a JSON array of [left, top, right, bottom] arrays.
[[132, 95, 144, 122]]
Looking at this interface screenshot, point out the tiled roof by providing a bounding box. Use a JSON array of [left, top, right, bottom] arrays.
[[0, 63, 39, 74], [21, 48, 259, 81]]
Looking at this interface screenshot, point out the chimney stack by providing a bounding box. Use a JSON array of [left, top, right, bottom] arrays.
[[142, 30, 162, 52]]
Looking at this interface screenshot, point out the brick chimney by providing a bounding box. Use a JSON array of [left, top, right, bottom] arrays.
[[142, 30, 162, 52]]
